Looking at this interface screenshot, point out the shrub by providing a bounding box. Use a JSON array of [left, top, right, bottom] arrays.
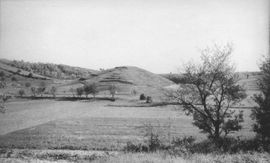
[[84, 83, 99, 99], [28, 73, 33, 78], [11, 76, 17, 82], [31, 87, 36, 97], [25, 82, 31, 88], [50, 86, 57, 98], [140, 93, 146, 100], [131, 89, 137, 95], [18, 89, 25, 97], [0, 71, 5, 78], [109, 84, 117, 99], [146, 96, 152, 103], [76, 87, 84, 97]]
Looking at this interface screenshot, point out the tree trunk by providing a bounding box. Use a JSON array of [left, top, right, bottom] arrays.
[[214, 124, 220, 140]]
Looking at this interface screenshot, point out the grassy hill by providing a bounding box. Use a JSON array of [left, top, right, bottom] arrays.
[[0, 62, 50, 80], [57, 66, 174, 99]]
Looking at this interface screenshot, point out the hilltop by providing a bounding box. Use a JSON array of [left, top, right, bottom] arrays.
[[58, 66, 174, 99]]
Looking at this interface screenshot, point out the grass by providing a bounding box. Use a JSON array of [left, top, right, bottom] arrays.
[[0, 99, 255, 150], [0, 149, 269, 163], [93, 152, 270, 163]]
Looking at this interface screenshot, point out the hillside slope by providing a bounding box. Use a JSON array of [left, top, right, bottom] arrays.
[[58, 66, 174, 98], [0, 59, 98, 79], [0, 62, 50, 80]]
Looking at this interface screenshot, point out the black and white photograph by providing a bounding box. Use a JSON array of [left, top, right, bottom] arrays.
[[0, 0, 269, 162]]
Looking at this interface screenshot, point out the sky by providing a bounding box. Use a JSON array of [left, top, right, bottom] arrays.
[[0, 0, 269, 73]]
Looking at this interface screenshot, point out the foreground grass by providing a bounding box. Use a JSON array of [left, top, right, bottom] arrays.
[[94, 152, 270, 163], [0, 149, 269, 163]]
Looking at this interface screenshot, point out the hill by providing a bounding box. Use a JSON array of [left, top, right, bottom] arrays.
[[0, 61, 50, 80], [162, 71, 262, 91], [0, 59, 98, 80], [58, 66, 174, 99]]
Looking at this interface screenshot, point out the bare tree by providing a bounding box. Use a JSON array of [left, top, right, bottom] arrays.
[[76, 87, 83, 97], [83, 84, 91, 98], [18, 89, 25, 97], [50, 86, 57, 98], [168, 44, 246, 140], [109, 84, 117, 99], [90, 83, 99, 99], [38, 82, 46, 97], [31, 87, 36, 97], [70, 88, 75, 97]]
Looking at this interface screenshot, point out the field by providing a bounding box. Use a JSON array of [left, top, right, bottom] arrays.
[[0, 98, 255, 151], [0, 60, 264, 162]]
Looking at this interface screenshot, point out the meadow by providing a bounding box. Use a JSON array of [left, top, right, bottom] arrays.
[[0, 98, 255, 151]]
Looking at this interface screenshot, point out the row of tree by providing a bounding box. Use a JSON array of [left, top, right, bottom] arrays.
[[18, 81, 57, 98], [72, 83, 117, 99], [3, 59, 95, 79]]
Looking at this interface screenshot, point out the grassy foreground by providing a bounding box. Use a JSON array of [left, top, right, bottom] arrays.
[[0, 149, 269, 163]]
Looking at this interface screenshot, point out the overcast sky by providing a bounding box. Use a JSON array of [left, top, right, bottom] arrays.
[[0, 0, 269, 73]]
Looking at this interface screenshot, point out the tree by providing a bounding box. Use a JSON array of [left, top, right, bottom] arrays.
[[109, 84, 117, 99], [0, 71, 5, 78], [31, 87, 36, 97], [38, 82, 46, 97], [251, 56, 270, 141], [0, 73, 11, 113], [25, 82, 31, 88], [0, 94, 11, 113], [76, 87, 83, 97], [37, 87, 46, 97], [70, 88, 75, 97], [84, 83, 99, 99], [89, 83, 99, 99], [18, 89, 25, 97], [28, 73, 33, 78], [168, 44, 246, 140], [50, 86, 57, 98], [11, 76, 17, 82], [83, 84, 92, 98]]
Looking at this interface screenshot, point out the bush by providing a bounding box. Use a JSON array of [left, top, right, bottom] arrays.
[[83, 83, 99, 99], [31, 87, 36, 97], [0, 71, 5, 78], [11, 76, 17, 82], [50, 86, 57, 98], [140, 93, 146, 100], [28, 73, 33, 78], [146, 96, 152, 103], [18, 89, 25, 97], [25, 82, 31, 88], [76, 87, 84, 97]]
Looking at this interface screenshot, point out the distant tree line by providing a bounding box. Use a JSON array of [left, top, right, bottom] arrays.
[[4, 59, 96, 79]]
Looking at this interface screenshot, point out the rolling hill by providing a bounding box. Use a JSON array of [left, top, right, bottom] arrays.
[[57, 66, 174, 99], [0, 59, 98, 79]]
